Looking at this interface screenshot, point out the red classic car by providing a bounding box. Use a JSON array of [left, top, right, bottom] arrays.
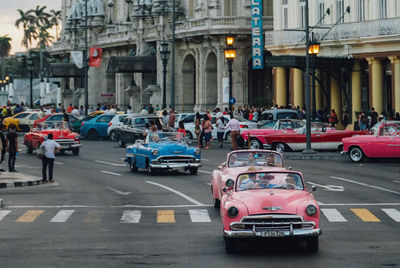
[[262, 123, 368, 152], [24, 121, 81, 155], [221, 170, 321, 253], [240, 119, 306, 149], [342, 123, 400, 162], [211, 150, 284, 209]]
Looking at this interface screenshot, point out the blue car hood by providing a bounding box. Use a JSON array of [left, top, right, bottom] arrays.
[[149, 141, 192, 154]]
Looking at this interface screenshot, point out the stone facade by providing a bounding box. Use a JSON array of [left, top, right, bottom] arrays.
[[49, 0, 273, 113]]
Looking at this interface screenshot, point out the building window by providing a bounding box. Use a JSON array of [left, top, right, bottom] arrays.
[[336, 0, 344, 23], [188, 0, 194, 18], [282, 0, 288, 29], [263, 0, 273, 17], [358, 0, 365, 21], [225, 0, 238, 16], [318, 0, 325, 25], [300, 0, 306, 28], [379, 0, 387, 19]]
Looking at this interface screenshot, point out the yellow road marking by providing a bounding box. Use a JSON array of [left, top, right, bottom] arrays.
[[157, 210, 175, 223], [351, 208, 381, 222], [16, 210, 44, 222], [83, 211, 103, 223]]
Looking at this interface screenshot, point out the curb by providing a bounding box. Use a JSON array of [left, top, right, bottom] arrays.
[[0, 178, 45, 189]]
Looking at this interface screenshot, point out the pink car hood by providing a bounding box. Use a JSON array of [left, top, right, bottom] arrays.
[[230, 189, 311, 215]]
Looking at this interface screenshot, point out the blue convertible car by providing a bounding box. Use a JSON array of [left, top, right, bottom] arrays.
[[125, 132, 201, 175]]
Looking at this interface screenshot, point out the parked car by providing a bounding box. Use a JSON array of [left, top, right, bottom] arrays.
[[220, 169, 321, 253], [114, 115, 163, 147], [342, 123, 400, 162], [211, 150, 284, 209], [262, 122, 368, 152], [261, 109, 299, 121], [3, 111, 40, 132], [71, 115, 98, 133], [107, 114, 128, 141], [80, 114, 115, 139], [24, 121, 81, 155], [125, 132, 201, 175], [370, 120, 400, 134], [239, 119, 306, 149], [33, 113, 81, 128]]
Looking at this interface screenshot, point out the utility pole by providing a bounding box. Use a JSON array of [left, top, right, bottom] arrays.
[[84, 0, 89, 115], [171, 0, 176, 110]]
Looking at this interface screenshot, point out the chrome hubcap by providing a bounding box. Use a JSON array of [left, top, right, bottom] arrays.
[[250, 140, 260, 149], [350, 149, 362, 161]]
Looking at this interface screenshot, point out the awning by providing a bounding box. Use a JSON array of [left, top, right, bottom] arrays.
[[43, 63, 85, 78], [266, 55, 352, 69], [106, 56, 156, 73]]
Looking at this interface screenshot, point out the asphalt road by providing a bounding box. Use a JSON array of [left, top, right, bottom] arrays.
[[0, 138, 399, 267]]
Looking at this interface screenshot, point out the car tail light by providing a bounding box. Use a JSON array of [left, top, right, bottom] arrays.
[[81, 122, 85, 125], [108, 122, 112, 127], [240, 125, 248, 128]]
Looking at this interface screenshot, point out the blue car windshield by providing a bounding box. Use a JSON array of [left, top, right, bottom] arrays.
[[148, 132, 185, 143]]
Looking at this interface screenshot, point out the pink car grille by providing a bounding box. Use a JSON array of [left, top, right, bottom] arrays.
[[231, 214, 315, 231]]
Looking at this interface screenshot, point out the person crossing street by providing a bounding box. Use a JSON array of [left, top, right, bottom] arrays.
[[40, 133, 61, 183]]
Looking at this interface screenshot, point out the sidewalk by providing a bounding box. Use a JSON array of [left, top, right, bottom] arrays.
[[0, 171, 44, 189]]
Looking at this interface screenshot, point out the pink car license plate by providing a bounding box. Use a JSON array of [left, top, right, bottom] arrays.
[[260, 231, 285, 237]]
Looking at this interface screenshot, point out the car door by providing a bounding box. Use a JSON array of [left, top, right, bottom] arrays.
[[373, 125, 399, 157], [95, 115, 114, 137]]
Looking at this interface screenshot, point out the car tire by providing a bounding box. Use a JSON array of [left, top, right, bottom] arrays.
[[274, 142, 287, 153], [189, 167, 198, 175], [72, 148, 79, 155], [249, 138, 262, 149], [60, 149, 66, 154], [213, 198, 220, 209], [237, 136, 244, 149], [147, 167, 154, 175], [224, 238, 237, 254], [306, 237, 319, 252], [129, 160, 138, 172], [186, 131, 193, 140], [225, 131, 231, 141], [110, 130, 118, 142], [118, 139, 126, 148], [87, 129, 99, 140], [349, 146, 365, 162], [26, 144, 33, 154]]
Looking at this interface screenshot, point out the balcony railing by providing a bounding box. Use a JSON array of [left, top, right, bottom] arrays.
[[266, 17, 400, 47]]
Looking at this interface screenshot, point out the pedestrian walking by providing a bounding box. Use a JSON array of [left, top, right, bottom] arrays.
[[6, 124, 18, 172], [203, 115, 212, 149], [0, 124, 6, 171], [169, 109, 176, 129], [225, 113, 240, 151], [215, 112, 225, 148], [177, 121, 186, 136], [40, 133, 61, 183], [329, 109, 338, 128], [195, 112, 201, 148]]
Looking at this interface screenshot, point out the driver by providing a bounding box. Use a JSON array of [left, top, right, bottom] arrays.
[[259, 173, 276, 189], [265, 154, 280, 167], [285, 174, 299, 189], [151, 133, 160, 142], [247, 152, 256, 166]]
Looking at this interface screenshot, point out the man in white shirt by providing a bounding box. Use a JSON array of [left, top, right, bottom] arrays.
[[40, 133, 61, 183], [225, 113, 240, 150], [71, 106, 80, 117]]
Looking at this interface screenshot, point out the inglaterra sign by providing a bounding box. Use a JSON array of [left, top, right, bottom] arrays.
[[251, 0, 264, 69]]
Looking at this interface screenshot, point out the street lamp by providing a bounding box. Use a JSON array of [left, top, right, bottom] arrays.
[[27, 52, 34, 108], [160, 41, 170, 109], [108, 0, 114, 24], [308, 32, 320, 120], [125, 0, 132, 22], [224, 35, 236, 112]]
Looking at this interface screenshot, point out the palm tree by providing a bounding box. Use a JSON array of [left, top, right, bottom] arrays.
[[37, 25, 54, 48], [50, 9, 62, 41], [15, 9, 35, 50], [0, 35, 12, 79]]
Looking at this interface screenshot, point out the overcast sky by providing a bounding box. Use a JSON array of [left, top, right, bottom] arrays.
[[0, 0, 61, 54]]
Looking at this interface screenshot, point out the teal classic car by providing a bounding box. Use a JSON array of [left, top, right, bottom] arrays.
[[125, 132, 201, 175]]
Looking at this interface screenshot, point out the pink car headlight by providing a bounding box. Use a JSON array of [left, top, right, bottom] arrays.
[[306, 205, 317, 216], [227, 206, 239, 218]]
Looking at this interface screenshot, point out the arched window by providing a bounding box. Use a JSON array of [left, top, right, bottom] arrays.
[[225, 0, 238, 16]]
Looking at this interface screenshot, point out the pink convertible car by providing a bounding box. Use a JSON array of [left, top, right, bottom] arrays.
[[211, 150, 284, 208], [220, 170, 321, 253]]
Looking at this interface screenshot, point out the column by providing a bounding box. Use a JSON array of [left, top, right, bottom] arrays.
[[351, 59, 362, 128], [389, 56, 400, 114], [292, 68, 303, 108], [367, 57, 384, 115], [330, 76, 342, 129], [315, 70, 322, 111], [275, 67, 287, 107]]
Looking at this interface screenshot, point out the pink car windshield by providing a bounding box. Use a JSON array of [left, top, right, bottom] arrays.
[[228, 152, 283, 168], [237, 172, 304, 191]]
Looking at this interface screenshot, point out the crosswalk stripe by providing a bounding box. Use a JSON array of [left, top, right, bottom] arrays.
[[121, 210, 141, 223], [16, 210, 44, 222], [382, 208, 400, 222], [351, 208, 381, 222], [50, 210, 75, 223], [157, 210, 175, 223], [321, 208, 347, 222], [0, 210, 11, 221], [189, 209, 211, 222], [83, 211, 103, 223]]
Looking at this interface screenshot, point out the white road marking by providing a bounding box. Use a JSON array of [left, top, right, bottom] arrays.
[[96, 160, 126, 167], [382, 208, 400, 222], [394, 180, 400, 184], [201, 158, 211, 162], [101, 171, 122, 176], [198, 170, 213, 175], [54, 161, 64, 165], [106, 187, 132, 195], [330, 176, 400, 195], [308, 181, 345, 192], [120, 210, 141, 223], [14, 165, 41, 169], [0, 210, 11, 221], [206, 183, 211, 186], [50, 210, 75, 222], [321, 208, 347, 222], [189, 209, 211, 222], [146, 181, 205, 206]]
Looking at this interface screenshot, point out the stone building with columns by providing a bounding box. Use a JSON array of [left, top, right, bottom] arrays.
[[48, 0, 273, 113], [265, 0, 400, 128]]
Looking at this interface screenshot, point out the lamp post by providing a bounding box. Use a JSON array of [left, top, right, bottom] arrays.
[[308, 32, 320, 120], [27, 52, 34, 108], [108, 0, 114, 24], [125, 0, 132, 22], [160, 41, 170, 109], [224, 35, 236, 112]]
